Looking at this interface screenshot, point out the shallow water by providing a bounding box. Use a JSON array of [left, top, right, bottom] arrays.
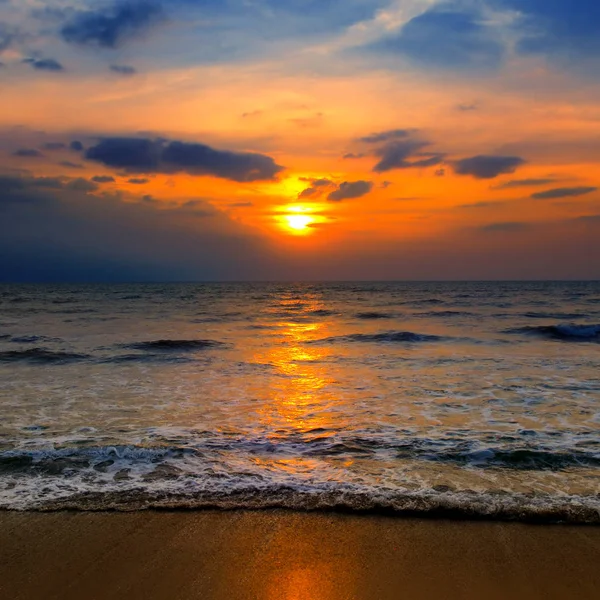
[[0, 282, 599, 521]]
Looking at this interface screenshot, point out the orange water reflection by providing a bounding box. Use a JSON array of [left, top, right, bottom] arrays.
[[252, 292, 342, 440]]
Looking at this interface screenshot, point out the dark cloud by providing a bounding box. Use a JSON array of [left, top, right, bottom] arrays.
[[493, 178, 557, 190], [370, 4, 505, 70], [60, 1, 166, 49], [373, 139, 445, 172], [453, 155, 526, 179], [84, 137, 284, 182], [575, 215, 600, 223], [92, 175, 116, 183], [110, 64, 137, 75], [70, 141, 84, 152], [480, 221, 531, 232], [327, 180, 373, 202], [343, 153, 365, 159], [531, 186, 597, 200], [66, 178, 98, 192], [0, 22, 15, 54], [42, 142, 67, 151], [298, 178, 334, 199], [128, 177, 149, 184], [59, 161, 83, 169], [457, 103, 478, 111], [13, 149, 43, 158], [28, 58, 65, 72], [359, 129, 412, 144], [0, 174, 276, 282]]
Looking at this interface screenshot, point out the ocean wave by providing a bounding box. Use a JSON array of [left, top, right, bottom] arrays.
[[32, 489, 600, 524], [521, 312, 589, 320], [0, 348, 90, 363], [0, 441, 598, 521], [10, 335, 63, 344], [311, 331, 449, 344], [505, 324, 600, 341], [415, 311, 474, 318], [123, 339, 227, 351], [355, 312, 395, 320]]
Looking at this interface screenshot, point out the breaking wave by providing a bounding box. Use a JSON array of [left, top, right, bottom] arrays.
[[505, 324, 600, 341], [312, 331, 449, 344], [0, 348, 90, 364], [123, 339, 227, 351]]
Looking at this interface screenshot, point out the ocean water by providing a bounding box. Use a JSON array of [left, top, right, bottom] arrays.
[[0, 282, 599, 522]]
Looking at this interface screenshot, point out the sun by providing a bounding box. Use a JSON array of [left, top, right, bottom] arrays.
[[285, 214, 313, 232], [279, 205, 316, 235]]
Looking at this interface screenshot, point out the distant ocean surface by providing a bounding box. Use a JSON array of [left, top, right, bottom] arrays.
[[0, 282, 599, 522]]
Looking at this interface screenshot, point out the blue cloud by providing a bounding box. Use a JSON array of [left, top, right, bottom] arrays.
[[494, 1, 600, 60], [369, 4, 505, 70], [110, 64, 137, 75], [84, 137, 284, 182], [26, 58, 64, 72], [453, 155, 526, 179], [61, 1, 165, 48]]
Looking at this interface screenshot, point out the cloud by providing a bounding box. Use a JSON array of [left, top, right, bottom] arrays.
[[128, 177, 149, 184], [359, 129, 412, 144], [494, 0, 600, 62], [0, 173, 275, 282], [59, 161, 83, 169], [457, 103, 478, 111], [43, 143, 67, 151], [84, 137, 284, 182], [372, 139, 445, 173], [480, 221, 531, 232], [327, 180, 373, 202], [531, 186, 597, 200], [492, 178, 557, 190], [453, 155, 526, 179], [27, 58, 64, 72], [70, 141, 84, 152], [13, 149, 43, 158], [369, 4, 505, 71], [110, 64, 137, 75], [343, 153, 365, 159], [92, 175, 116, 183], [298, 178, 334, 199], [60, 0, 166, 49]]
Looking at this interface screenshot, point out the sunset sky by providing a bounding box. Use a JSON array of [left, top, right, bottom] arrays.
[[1, 0, 599, 281]]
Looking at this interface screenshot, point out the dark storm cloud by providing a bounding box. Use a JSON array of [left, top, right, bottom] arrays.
[[92, 175, 116, 183], [359, 129, 413, 144], [372, 139, 445, 173], [369, 4, 505, 70], [327, 180, 373, 202], [60, 1, 166, 48], [531, 187, 597, 200], [84, 137, 284, 182], [13, 149, 43, 158], [452, 155, 526, 179], [110, 64, 137, 75], [492, 178, 557, 190]]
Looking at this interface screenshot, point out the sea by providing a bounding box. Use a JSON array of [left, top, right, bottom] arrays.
[[0, 282, 599, 522]]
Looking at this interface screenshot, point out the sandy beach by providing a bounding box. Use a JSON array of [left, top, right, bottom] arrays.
[[1, 511, 599, 600]]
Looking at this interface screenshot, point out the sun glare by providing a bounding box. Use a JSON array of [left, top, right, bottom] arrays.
[[285, 214, 313, 232]]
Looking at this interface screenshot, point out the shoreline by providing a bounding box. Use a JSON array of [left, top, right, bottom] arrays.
[[1, 510, 599, 599]]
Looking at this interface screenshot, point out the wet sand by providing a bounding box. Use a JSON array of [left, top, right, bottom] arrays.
[[1, 511, 599, 600]]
